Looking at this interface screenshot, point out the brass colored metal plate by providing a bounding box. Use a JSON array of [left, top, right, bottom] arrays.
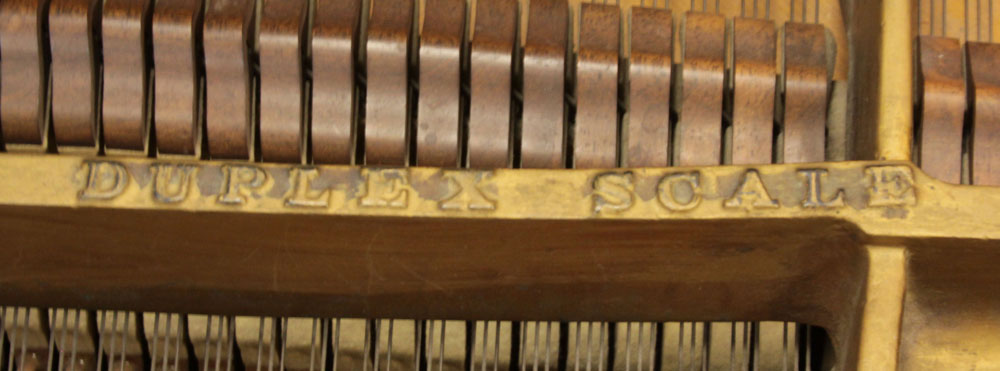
[[7, 154, 1000, 369], [0, 153, 994, 241]]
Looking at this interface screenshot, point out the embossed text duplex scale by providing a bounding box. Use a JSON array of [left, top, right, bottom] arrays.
[[0, 0, 998, 370]]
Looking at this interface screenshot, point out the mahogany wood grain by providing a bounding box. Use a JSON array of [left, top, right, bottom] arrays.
[[782, 22, 828, 163], [364, 0, 413, 166], [917, 36, 965, 184], [204, 0, 255, 160], [311, 0, 360, 164], [574, 3, 620, 169], [49, 0, 98, 150], [467, 0, 517, 168], [731, 18, 776, 165], [258, 0, 309, 164], [152, 0, 202, 156], [675, 12, 724, 166], [415, 0, 464, 167], [0, 205, 864, 331], [0, 0, 49, 149], [520, 0, 568, 169], [102, 0, 151, 153], [967, 42, 1000, 186], [626, 7, 671, 167]]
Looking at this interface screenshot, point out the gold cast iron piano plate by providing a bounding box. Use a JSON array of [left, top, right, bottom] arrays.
[[0, 153, 993, 243]]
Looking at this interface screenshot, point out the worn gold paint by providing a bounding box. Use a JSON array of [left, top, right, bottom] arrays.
[[876, 0, 914, 161], [857, 246, 905, 371], [0, 154, 997, 242], [2, 153, 1000, 370], [0, 1, 984, 371]]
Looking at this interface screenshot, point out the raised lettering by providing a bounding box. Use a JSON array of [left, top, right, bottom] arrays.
[[217, 165, 268, 205], [151, 164, 197, 203], [360, 169, 409, 208], [592, 173, 635, 214], [657, 172, 702, 211], [439, 171, 497, 211], [866, 166, 916, 207], [78, 161, 129, 200], [724, 170, 779, 210], [285, 167, 330, 208], [798, 169, 845, 208]]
